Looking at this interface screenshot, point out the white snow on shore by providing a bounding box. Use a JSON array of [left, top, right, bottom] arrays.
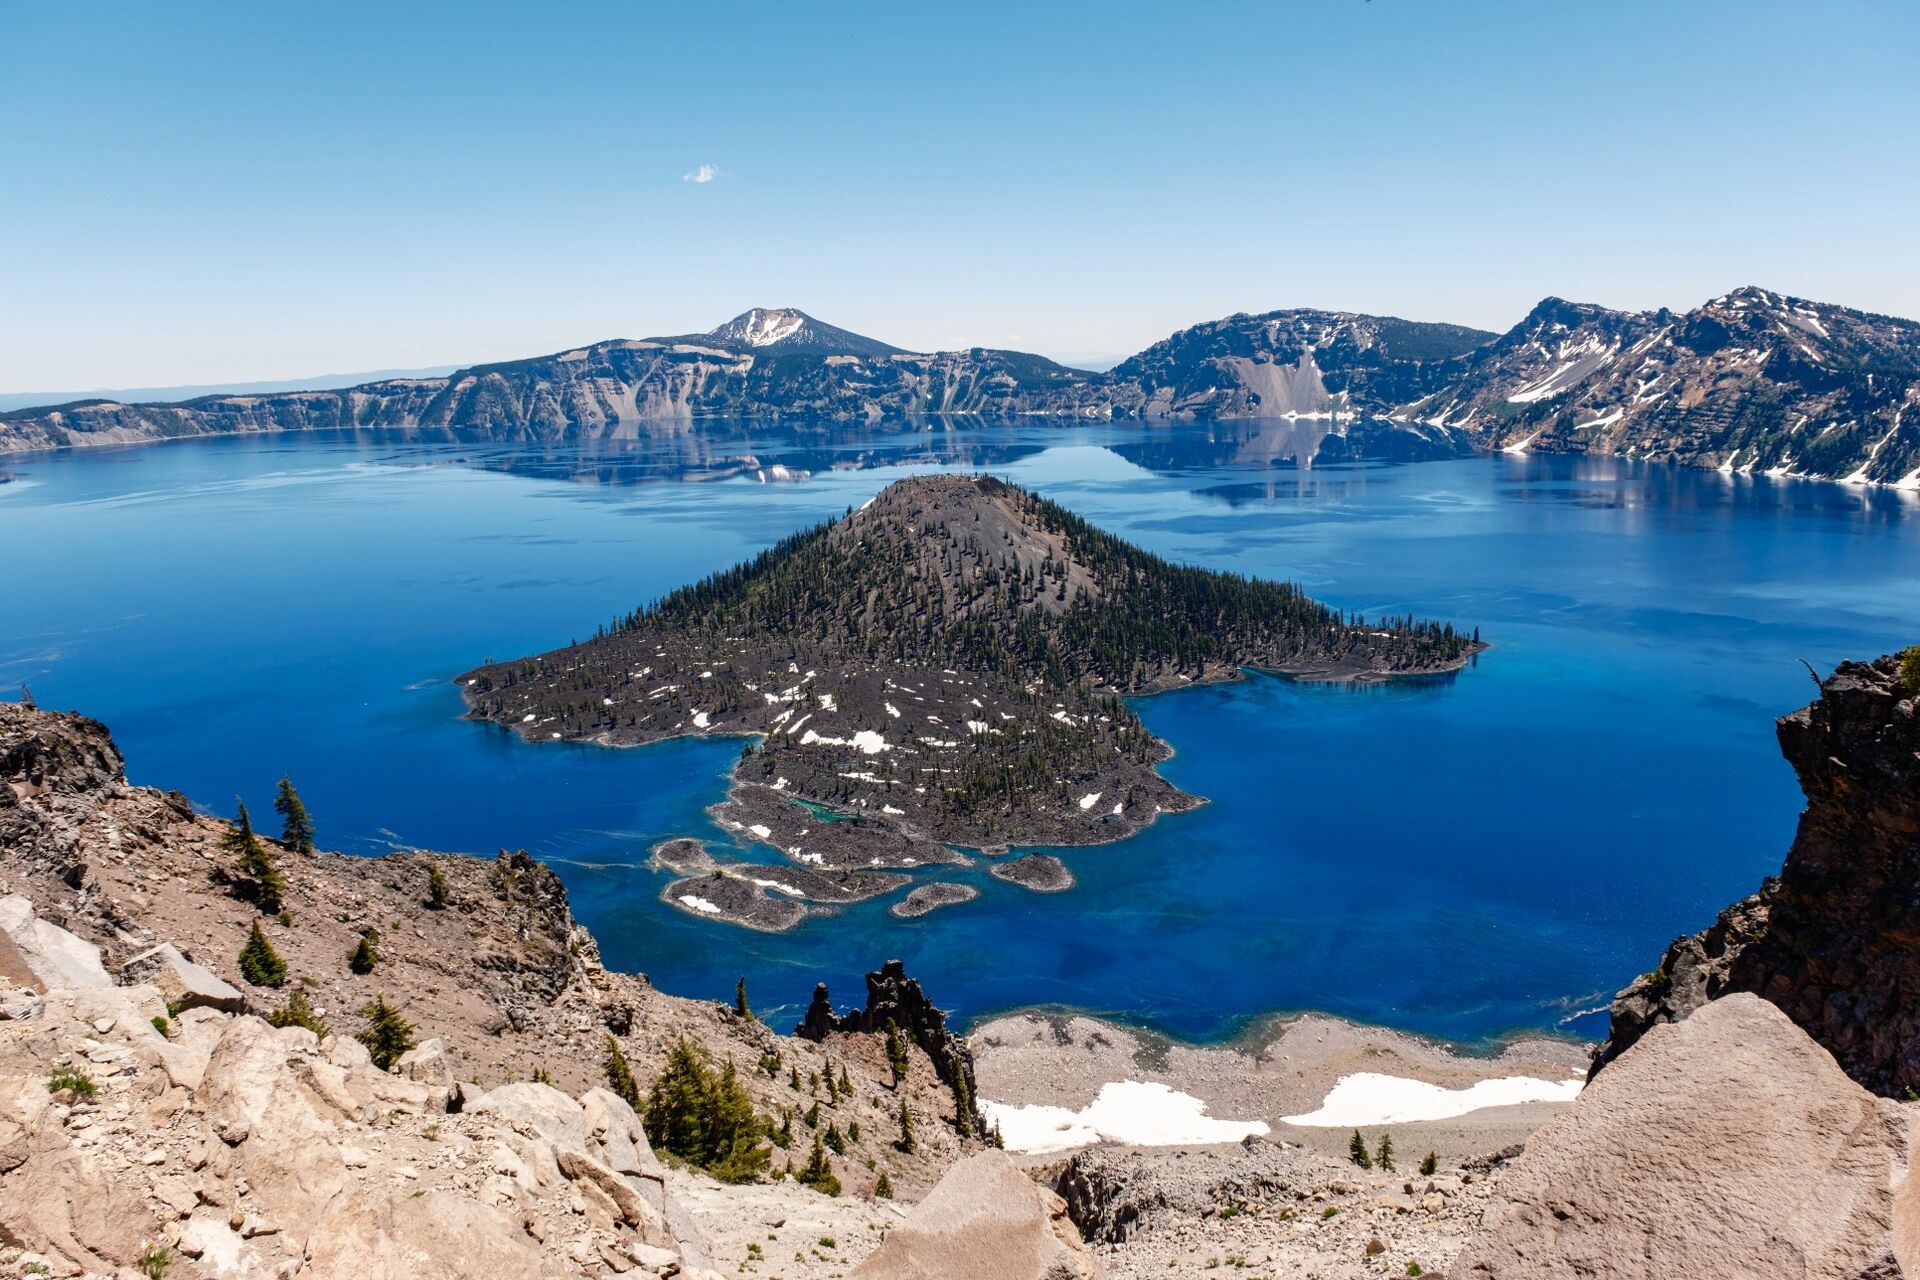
[[1281, 1072, 1583, 1127], [984, 1081, 1270, 1155], [677, 895, 722, 915]]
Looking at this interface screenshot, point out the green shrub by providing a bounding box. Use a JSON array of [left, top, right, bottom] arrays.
[[797, 1134, 841, 1196], [1899, 645, 1920, 692], [347, 929, 378, 976], [136, 1244, 172, 1279], [604, 1034, 640, 1107], [47, 1066, 96, 1099], [1419, 1150, 1438, 1176], [266, 988, 329, 1037]]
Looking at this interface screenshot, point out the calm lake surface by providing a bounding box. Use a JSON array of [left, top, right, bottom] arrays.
[[5, 423, 1917, 1043]]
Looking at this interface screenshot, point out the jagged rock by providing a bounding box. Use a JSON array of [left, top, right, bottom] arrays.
[[1456, 994, 1918, 1279], [851, 1149, 1101, 1279], [395, 1036, 454, 1088], [0, 894, 112, 990], [119, 941, 245, 1013], [799, 958, 985, 1134], [1594, 654, 1920, 1094]]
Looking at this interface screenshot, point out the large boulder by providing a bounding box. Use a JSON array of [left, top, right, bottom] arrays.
[[0, 894, 112, 991], [851, 1150, 1101, 1280], [1456, 993, 1919, 1279], [119, 941, 246, 1013]]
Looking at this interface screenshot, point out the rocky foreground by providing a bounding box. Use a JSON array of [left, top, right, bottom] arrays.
[[7, 649, 1920, 1277]]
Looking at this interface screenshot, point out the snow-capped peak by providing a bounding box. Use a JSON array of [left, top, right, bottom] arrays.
[[715, 308, 809, 347]]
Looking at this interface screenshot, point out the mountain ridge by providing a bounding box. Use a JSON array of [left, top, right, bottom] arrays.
[[4, 292, 1917, 484]]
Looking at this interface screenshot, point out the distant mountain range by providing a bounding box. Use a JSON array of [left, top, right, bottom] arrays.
[[4, 293, 1916, 485]]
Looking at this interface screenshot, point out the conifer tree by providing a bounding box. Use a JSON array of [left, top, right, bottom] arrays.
[[1349, 1130, 1372, 1169], [1419, 1150, 1438, 1176], [357, 996, 415, 1070], [950, 1053, 975, 1138], [347, 929, 378, 976], [1376, 1133, 1395, 1172], [267, 987, 328, 1036], [734, 976, 752, 1021], [803, 1100, 821, 1129], [273, 777, 315, 854], [873, 1170, 893, 1199], [772, 1108, 793, 1149], [238, 919, 287, 988], [605, 1034, 640, 1108], [824, 1121, 845, 1155], [223, 801, 286, 913], [425, 864, 450, 911], [797, 1133, 841, 1196], [788, 1063, 801, 1090], [884, 1020, 908, 1085], [642, 1038, 770, 1183], [838, 1063, 853, 1098], [895, 1100, 916, 1154]]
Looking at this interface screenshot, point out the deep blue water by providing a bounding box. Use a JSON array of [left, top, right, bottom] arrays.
[[4, 423, 1917, 1044]]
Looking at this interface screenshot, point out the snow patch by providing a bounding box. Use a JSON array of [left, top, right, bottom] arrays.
[[1281, 1072, 1583, 1127], [985, 1081, 1270, 1155], [677, 895, 722, 916]]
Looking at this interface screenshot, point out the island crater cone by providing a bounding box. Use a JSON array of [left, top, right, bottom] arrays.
[[461, 473, 1480, 931]]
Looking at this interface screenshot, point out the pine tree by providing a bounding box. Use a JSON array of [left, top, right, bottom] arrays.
[[788, 1064, 801, 1090], [803, 1100, 821, 1129], [895, 1100, 916, 1154], [873, 1170, 894, 1199], [950, 1053, 975, 1138], [838, 1063, 853, 1098], [797, 1133, 841, 1196], [424, 864, 450, 911], [347, 929, 378, 976], [772, 1108, 793, 1149], [223, 801, 286, 913], [1376, 1133, 1395, 1172], [238, 919, 287, 988], [824, 1121, 845, 1155], [734, 976, 752, 1021], [884, 1020, 908, 1085], [605, 1034, 640, 1108], [357, 996, 415, 1070], [273, 777, 315, 854], [1419, 1150, 1438, 1176], [1349, 1130, 1372, 1169], [642, 1038, 770, 1184], [267, 987, 329, 1036]]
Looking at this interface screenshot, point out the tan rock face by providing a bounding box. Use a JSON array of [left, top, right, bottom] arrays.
[[1456, 994, 1919, 1279], [851, 1149, 1101, 1280]]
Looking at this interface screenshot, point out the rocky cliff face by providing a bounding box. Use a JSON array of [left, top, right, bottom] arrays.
[[1593, 651, 1920, 1095], [1428, 287, 1920, 485], [799, 960, 985, 1138]]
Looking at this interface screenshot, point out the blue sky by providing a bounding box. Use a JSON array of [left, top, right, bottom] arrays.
[[2, 1, 1916, 389]]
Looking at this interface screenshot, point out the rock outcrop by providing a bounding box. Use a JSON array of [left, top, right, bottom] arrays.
[[1457, 994, 1918, 1279], [0, 896, 724, 1278], [849, 1150, 1101, 1280], [1593, 652, 1920, 1094], [799, 959, 985, 1138]]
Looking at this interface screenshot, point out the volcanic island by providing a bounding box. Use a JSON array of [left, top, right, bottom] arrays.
[[461, 474, 1481, 929]]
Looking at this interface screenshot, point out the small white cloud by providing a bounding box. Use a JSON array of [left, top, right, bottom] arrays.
[[683, 163, 720, 184]]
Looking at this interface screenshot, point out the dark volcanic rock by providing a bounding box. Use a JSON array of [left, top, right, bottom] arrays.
[[1592, 652, 1920, 1095], [889, 882, 978, 918], [797, 959, 985, 1136], [987, 853, 1075, 892], [0, 700, 127, 878]]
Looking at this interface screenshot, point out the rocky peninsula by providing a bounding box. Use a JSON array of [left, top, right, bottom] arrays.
[[462, 474, 1481, 929]]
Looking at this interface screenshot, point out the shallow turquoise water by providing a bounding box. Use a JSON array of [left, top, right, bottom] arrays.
[[4, 424, 1917, 1042]]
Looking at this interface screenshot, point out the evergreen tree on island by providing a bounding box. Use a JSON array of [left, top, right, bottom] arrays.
[[273, 776, 315, 854], [223, 800, 286, 913]]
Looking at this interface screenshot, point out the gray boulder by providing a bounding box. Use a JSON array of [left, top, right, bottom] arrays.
[[0, 894, 111, 990], [851, 1149, 1101, 1280], [1456, 993, 1919, 1279], [119, 941, 245, 1012]]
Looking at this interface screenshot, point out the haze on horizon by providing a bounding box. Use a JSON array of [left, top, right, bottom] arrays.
[[1, 0, 1915, 392]]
